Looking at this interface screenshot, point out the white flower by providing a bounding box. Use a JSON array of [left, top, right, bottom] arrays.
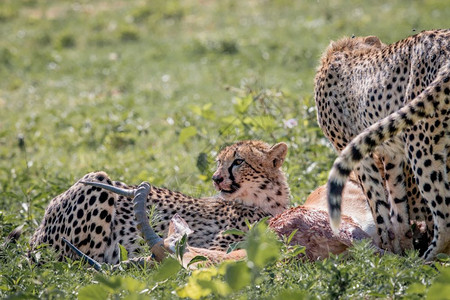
[[108, 52, 118, 61], [162, 74, 170, 82], [283, 118, 298, 129]]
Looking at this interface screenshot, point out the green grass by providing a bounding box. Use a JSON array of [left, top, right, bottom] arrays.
[[1, 0, 449, 298]]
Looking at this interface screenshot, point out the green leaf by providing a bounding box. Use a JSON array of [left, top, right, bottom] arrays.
[[2, 293, 38, 300], [197, 278, 231, 297], [118, 277, 146, 292], [78, 284, 109, 300], [177, 283, 210, 299], [221, 228, 246, 236], [226, 241, 246, 254], [245, 222, 281, 268], [289, 245, 306, 257], [187, 255, 209, 268], [244, 115, 277, 131], [122, 294, 152, 300], [427, 267, 450, 299], [95, 275, 122, 290], [176, 267, 220, 299], [233, 95, 253, 114], [78, 276, 146, 300], [189, 104, 203, 116], [286, 229, 298, 244], [196, 152, 209, 174], [436, 253, 450, 262], [118, 244, 128, 262], [154, 257, 181, 282], [224, 261, 251, 291], [176, 233, 188, 262], [406, 283, 426, 295], [200, 103, 216, 120], [178, 126, 197, 144], [276, 288, 310, 299]]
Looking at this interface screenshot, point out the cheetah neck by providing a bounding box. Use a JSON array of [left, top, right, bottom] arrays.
[[227, 176, 290, 216]]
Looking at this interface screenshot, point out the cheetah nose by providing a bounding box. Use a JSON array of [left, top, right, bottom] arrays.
[[212, 175, 224, 184]]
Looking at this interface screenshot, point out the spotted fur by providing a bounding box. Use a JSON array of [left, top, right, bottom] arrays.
[[29, 140, 289, 264], [315, 29, 450, 260]]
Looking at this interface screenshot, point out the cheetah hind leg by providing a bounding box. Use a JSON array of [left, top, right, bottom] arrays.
[[62, 181, 174, 269], [81, 180, 168, 261]]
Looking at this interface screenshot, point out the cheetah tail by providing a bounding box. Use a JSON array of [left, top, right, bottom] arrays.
[[2, 224, 24, 247], [327, 71, 450, 233]]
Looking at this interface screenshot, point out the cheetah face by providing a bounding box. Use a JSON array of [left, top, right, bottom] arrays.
[[212, 156, 246, 195], [212, 141, 288, 202]]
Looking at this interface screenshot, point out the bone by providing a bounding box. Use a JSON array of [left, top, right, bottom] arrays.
[[163, 213, 246, 269], [62, 237, 103, 272], [164, 213, 194, 253], [79, 180, 136, 197], [132, 182, 168, 261]]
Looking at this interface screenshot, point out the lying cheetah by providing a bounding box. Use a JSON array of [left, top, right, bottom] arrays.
[[30, 140, 290, 264], [315, 29, 450, 260]]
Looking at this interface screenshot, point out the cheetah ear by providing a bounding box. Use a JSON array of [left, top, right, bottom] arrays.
[[364, 36, 382, 48], [268, 142, 288, 168]]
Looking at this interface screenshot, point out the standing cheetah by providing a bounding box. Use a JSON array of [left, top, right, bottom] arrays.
[[315, 29, 450, 260], [30, 140, 290, 264]]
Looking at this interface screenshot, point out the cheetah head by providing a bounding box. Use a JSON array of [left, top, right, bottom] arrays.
[[212, 140, 289, 215]]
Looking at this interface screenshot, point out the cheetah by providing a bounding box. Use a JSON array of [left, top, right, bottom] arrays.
[[30, 140, 290, 264], [314, 29, 450, 260]]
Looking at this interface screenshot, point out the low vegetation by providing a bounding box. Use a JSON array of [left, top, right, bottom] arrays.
[[1, 0, 449, 298]]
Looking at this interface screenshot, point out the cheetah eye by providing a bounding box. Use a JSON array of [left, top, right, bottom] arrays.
[[232, 159, 244, 166]]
